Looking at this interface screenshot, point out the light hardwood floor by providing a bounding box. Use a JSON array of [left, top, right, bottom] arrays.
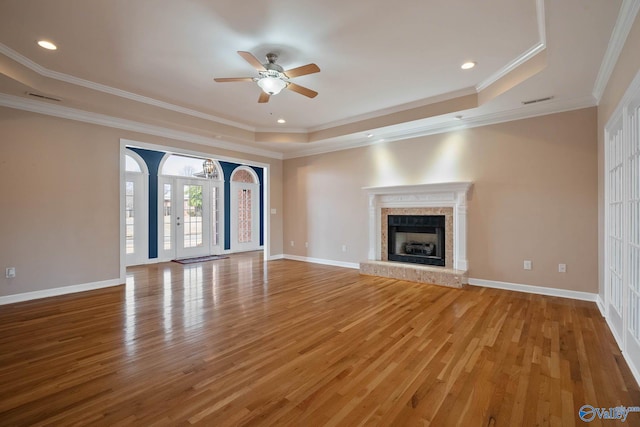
[[0, 251, 638, 426]]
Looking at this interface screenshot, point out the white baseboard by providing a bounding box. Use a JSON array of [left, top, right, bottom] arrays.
[[283, 254, 360, 270], [600, 310, 638, 387], [596, 295, 607, 317], [606, 314, 625, 351], [623, 350, 640, 388], [0, 278, 123, 305], [268, 254, 285, 261], [468, 278, 598, 302]]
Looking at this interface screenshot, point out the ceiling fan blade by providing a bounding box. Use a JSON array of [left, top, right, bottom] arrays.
[[258, 92, 270, 103], [213, 77, 254, 82], [238, 51, 266, 71], [284, 63, 320, 78], [287, 82, 318, 98]]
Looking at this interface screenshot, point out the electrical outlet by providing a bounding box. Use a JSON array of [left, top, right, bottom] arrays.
[[523, 260, 532, 270], [271, 208, 277, 215], [290, 241, 294, 247], [305, 242, 308, 248], [558, 263, 567, 273], [6, 267, 16, 279], [341, 245, 347, 252]]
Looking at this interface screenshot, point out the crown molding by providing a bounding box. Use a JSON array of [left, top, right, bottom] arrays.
[[0, 43, 256, 132], [0, 0, 597, 162], [0, 0, 548, 138], [536, 0, 547, 46], [306, 87, 478, 133], [0, 93, 283, 160], [283, 95, 596, 159], [475, 43, 545, 92], [308, 0, 546, 136], [592, 0, 640, 102], [476, 0, 546, 92], [605, 68, 640, 132], [0, 90, 596, 163]]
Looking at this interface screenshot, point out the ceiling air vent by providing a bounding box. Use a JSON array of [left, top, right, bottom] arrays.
[[522, 96, 553, 105], [26, 91, 62, 102]]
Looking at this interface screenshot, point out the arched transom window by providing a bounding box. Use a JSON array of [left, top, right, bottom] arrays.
[[231, 168, 257, 183], [161, 154, 222, 180]]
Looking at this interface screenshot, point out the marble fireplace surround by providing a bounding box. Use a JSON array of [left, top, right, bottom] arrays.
[[360, 182, 472, 288]]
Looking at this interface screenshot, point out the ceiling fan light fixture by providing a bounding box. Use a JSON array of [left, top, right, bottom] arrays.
[[257, 77, 287, 95]]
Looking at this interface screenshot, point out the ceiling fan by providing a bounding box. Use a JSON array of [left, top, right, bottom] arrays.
[[214, 51, 320, 103]]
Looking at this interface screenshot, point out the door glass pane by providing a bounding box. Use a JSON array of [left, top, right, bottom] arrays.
[[126, 181, 135, 254], [125, 155, 142, 172], [238, 188, 251, 243], [212, 186, 219, 246], [184, 184, 203, 248], [233, 169, 255, 183], [629, 109, 640, 340], [163, 184, 172, 250], [609, 128, 624, 315]]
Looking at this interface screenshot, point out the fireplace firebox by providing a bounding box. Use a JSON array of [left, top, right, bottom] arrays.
[[387, 215, 445, 266]]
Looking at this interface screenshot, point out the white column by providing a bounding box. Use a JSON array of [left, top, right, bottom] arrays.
[[454, 190, 468, 270], [368, 194, 378, 260]]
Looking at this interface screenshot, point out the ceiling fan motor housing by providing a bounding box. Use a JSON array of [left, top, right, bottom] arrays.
[[264, 53, 285, 72]]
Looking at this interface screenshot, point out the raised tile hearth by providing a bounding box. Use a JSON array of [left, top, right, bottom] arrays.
[[360, 260, 467, 288], [361, 182, 472, 288]]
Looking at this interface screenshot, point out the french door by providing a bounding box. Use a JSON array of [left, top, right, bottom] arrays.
[[605, 86, 640, 373], [624, 101, 640, 370], [176, 178, 210, 258], [158, 177, 222, 260], [231, 181, 260, 252]]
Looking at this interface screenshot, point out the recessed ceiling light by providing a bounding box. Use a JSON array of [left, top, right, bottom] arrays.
[[461, 61, 476, 70], [37, 40, 57, 50], [277, 118, 286, 124], [455, 115, 463, 120], [366, 133, 374, 138]]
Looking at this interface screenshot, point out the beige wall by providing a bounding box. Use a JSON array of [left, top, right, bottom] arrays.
[[0, 107, 283, 296], [597, 12, 640, 300], [284, 108, 598, 292]]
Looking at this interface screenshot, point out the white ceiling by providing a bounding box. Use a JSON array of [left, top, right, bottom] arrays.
[[0, 0, 625, 157]]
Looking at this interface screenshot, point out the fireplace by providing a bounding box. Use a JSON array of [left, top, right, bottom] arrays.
[[387, 215, 445, 266], [361, 182, 472, 288], [360, 182, 472, 288]]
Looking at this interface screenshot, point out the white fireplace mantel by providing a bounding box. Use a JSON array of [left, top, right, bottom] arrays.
[[363, 182, 473, 271]]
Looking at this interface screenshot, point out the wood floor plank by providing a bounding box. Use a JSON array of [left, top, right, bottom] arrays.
[[0, 251, 638, 426]]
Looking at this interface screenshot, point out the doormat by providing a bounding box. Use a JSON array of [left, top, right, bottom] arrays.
[[172, 255, 229, 264]]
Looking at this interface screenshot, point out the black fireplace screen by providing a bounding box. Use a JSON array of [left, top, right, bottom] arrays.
[[387, 215, 445, 266]]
